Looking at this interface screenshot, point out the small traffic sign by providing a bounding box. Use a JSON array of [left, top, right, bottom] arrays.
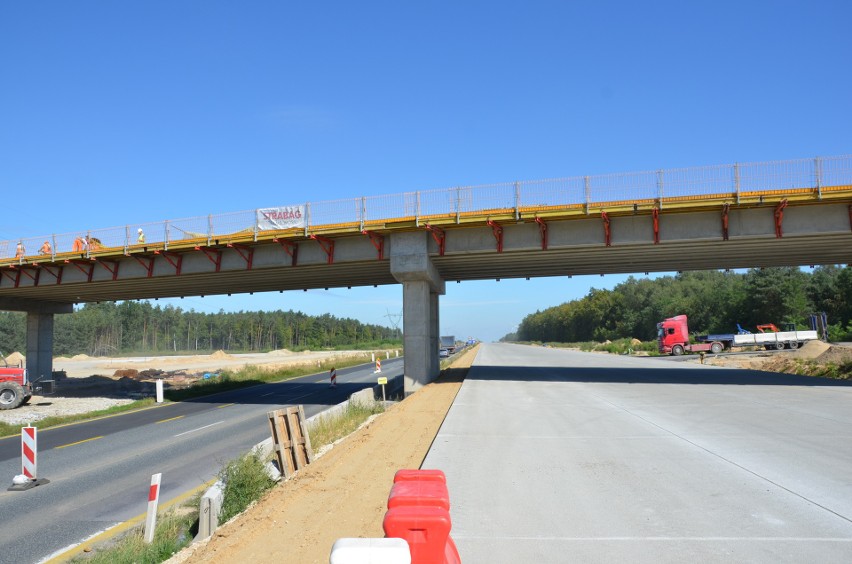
[[377, 377, 387, 385]]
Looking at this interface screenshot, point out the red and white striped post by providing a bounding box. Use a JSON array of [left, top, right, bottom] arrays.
[[21, 426, 37, 480], [329, 367, 337, 388], [375, 359, 382, 373], [144, 473, 162, 543]]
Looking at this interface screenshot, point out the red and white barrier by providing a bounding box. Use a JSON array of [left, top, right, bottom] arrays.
[[144, 473, 162, 543], [330, 367, 337, 388], [21, 426, 37, 480], [375, 359, 382, 373], [383, 469, 460, 564]]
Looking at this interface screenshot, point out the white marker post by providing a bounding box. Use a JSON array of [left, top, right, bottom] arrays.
[[155, 379, 164, 403], [144, 473, 162, 543]]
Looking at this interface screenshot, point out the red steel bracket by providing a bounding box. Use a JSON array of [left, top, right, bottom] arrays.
[[38, 264, 63, 284], [19, 267, 40, 285], [361, 230, 385, 260], [535, 217, 548, 250], [774, 199, 788, 238], [1, 269, 22, 287], [486, 219, 504, 253], [274, 238, 299, 266], [652, 207, 660, 244], [721, 203, 730, 241], [196, 246, 223, 272], [66, 260, 96, 282], [154, 250, 183, 275], [227, 243, 254, 270], [132, 255, 155, 278], [99, 260, 120, 281], [601, 211, 612, 247], [424, 224, 446, 256], [310, 235, 335, 264]]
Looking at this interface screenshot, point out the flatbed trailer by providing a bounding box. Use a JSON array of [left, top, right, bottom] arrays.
[[658, 315, 821, 355]]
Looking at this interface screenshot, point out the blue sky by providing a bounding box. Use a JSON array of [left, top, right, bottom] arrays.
[[1, 1, 850, 342]]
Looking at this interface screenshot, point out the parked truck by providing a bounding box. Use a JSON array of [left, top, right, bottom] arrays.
[[440, 336, 456, 354], [0, 352, 54, 409], [657, 315, 823, 356]]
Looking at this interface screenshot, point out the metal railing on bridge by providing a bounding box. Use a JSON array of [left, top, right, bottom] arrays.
[[2, 155, 850, 264]]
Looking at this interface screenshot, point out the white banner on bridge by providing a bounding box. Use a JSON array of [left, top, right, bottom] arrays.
[[256, 206, 305, 230]]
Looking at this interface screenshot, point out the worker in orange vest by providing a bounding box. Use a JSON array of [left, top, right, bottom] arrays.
[[15, 242, 25, 258], [39, 241, 52, 255]]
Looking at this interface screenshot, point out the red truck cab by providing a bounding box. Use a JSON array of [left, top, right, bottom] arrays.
[[658, 315, 690, 355]]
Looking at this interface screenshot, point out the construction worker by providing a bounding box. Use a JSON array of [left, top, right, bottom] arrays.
[[15, 242, 25, 258], [39, 241, 52, 255], [137, 228, 145, 244], [72, 236, 83, 252]]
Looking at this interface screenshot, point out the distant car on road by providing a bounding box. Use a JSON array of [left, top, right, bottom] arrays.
[[439, 348, 449, 358]]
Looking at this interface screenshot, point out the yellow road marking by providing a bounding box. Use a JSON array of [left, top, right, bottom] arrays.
[[155, 415, 185, 424], [56, 436, 104, 449], [217, 403, 234, 408]]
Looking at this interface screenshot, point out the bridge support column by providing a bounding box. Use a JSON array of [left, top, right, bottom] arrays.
[[26, 312, 55, 381], [0, 298, 72, 383], [390, 232, 445, 395]]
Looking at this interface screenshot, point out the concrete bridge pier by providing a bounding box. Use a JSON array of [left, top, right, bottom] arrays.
[[0, 298, 72, 384], [390, 232, 445, 395]]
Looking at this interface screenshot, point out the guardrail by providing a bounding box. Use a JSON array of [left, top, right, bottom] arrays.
[[3, 155, 850, 263]]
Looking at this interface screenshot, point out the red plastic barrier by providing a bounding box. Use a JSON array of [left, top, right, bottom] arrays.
[[383, 506, 460, 564], [394, 469, 446, 484], [388, 480, 450, 511]]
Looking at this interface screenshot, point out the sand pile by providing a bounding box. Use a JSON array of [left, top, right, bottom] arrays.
[[815, 345, 852, 365], [3, 351, 25, 365], [268, 349, 293, 356], [72, 354, 91, 360], [210, 350, 233, 359], [793, 340, 831, 360]]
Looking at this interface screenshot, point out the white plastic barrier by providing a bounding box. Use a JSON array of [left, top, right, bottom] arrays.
[[329, 538, 411, 564]]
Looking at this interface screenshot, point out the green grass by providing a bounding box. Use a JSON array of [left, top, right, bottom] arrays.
[[308, 400, 386, 450], [218, 452, 277, 523], [70, 500, 200, 563]]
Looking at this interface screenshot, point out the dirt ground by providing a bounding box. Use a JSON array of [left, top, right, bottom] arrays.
[[165, 348, 472, 564]]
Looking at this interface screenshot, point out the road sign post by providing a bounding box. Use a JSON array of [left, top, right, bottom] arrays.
[[378, 376, 387, 403]]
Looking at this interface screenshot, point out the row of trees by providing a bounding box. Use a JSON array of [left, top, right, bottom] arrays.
[[506, 266, 852, 344], [0, 301, 401, 357]]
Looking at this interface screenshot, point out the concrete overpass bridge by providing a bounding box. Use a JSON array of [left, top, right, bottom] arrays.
[[1, 155, 850, 392]]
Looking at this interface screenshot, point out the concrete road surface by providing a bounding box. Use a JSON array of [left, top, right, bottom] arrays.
[[423, 343, 852, 563]]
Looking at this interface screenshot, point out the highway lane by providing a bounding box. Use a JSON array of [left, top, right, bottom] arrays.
[[0, 357, 402, 564], [424, 343, 852, 563]]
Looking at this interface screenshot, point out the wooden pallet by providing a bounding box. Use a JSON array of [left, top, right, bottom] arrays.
[[267, 405, 315, 479]]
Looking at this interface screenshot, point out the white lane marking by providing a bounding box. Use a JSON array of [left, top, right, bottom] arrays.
[[174, 421, 224, 438], [260, 392, 275, 397]]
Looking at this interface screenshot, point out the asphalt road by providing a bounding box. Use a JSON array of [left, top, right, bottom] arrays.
[[0, 358, 403, 564], [423, 343, 852, 563]]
